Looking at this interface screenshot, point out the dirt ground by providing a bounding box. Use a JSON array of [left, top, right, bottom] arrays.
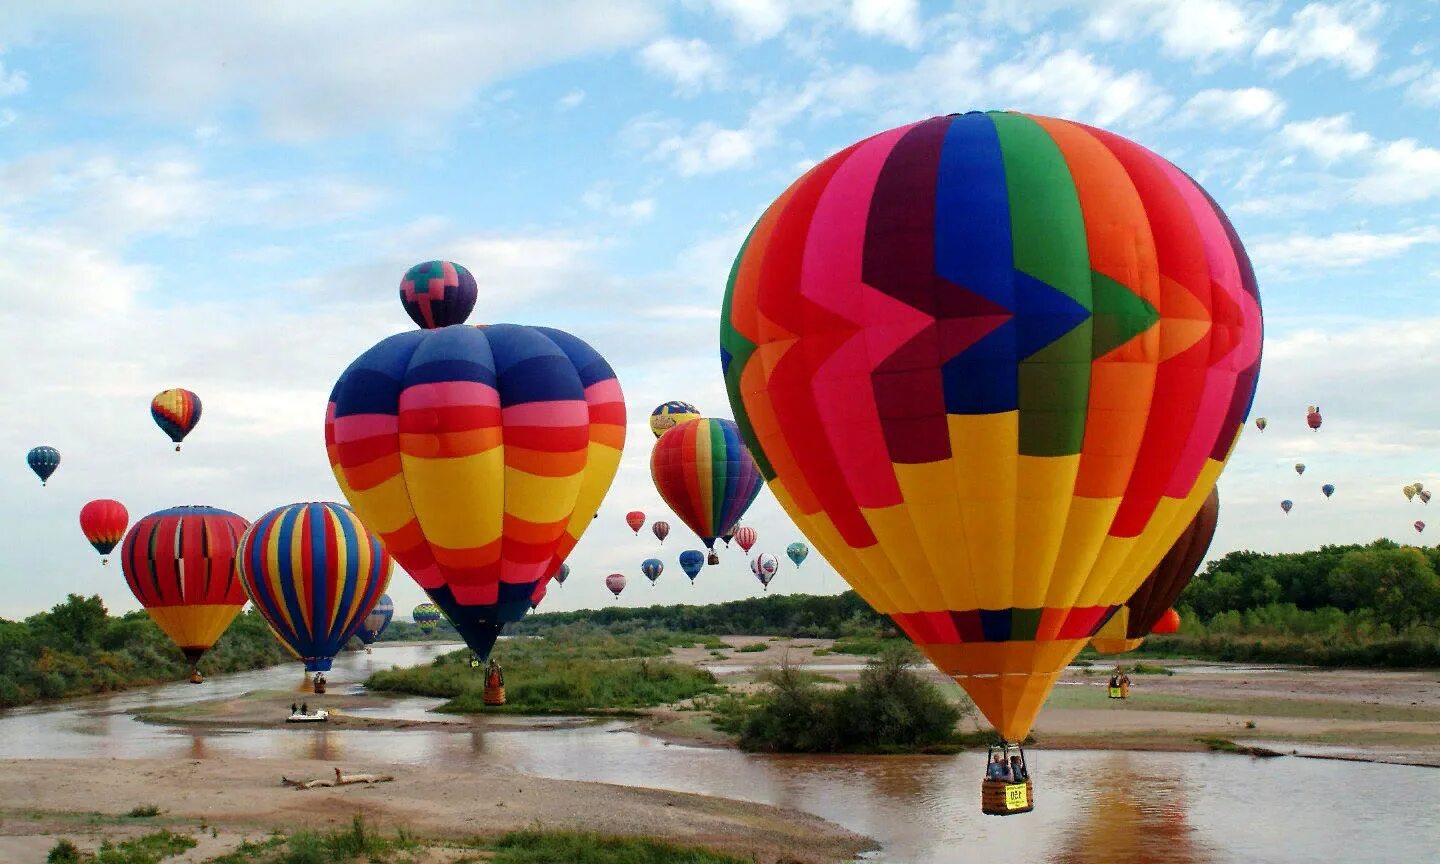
[[0, 756, 871, 864]]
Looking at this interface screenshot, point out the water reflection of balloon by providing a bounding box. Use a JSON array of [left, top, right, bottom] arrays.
[[120, 506, 250, 682], [721, 111, 1263, 752], [26, 446, 60, 486], [327, 323, 624, 663], [80, 498, 129, 564]]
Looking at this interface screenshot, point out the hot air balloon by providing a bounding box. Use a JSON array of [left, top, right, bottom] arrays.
[[650, 401, 703, 438], [751, 553, 779, 590], [554, 563, 571, 585], [641, 558, 664, 586], [1306, 406, 1322, 430], [786, 542, 809, 567], [679, 550, 705, 583], [605, 572, 627, 597], [79, 498, 129, 564], [652, 521, 671, 544], [356, 594, 395, 646], [626, 511, 646, 535], [1422, 491, 1432, 505], [327, 323, 625, 663], [1321, 483, 1335, 499], [1415, 520, 1426, 534], [399, 260, 478, 330], [1404, 484, 1418, 502], [1415, 482, 1425, 493], [120, 506, 250, 682], [26, 446, 60, 486], [1294, 463, 1305, 476], [1254, 417, 1266, 432], [238, 502, 393, 689], [719, 111, 1264, 788], [1092, 488, 1218, 655], [1152, 607, 1181, 635], [651, 419, 763, 555], [413, 603, 442, 634], [720, 532, 734, 548], [733, 526, 757, 555], [151, 388, 202, 451], [1281, 500, 1293, 514]]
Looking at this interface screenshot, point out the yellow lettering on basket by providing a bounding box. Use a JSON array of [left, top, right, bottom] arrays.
[[1005, 783, 1029, 809]]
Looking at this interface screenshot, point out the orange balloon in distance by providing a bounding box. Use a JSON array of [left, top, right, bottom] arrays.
[[720, 111, 1263, 742], [1150, 608, 1181, 635]]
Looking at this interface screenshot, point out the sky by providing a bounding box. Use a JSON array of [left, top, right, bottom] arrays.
[[1, 0, 1439, 621]]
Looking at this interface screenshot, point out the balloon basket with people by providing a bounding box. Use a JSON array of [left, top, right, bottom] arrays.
[[483, 660, 506, 707], [1107, 668, 1132, 700], [981, 742, 1034, 816]]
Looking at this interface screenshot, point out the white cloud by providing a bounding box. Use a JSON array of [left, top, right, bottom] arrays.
[[849, 0, 922, 49], [0, 55, 27, 98], [1251, 227, 1440, 273], [1178, 87, 1285, 128], [555, 88, 587, 111], [1087, 0, 1260, 63], [1255, 1, 1385, 76], [1279, 113, 1374, 162], [1404, 68, 1440, 105], [707, 0, 795, 41], [1356, 138, 1440, 203], [638, 37, 727, 95], [581, 183, 657, 222], [1, 2, 662, 142], [984, 44, 1173, 128]]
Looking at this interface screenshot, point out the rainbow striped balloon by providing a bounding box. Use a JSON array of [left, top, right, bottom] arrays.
[[327, 323, 625, 660], [651, 418, 762, 550], [237, 502, 393, 672], [151, 388, 202, 451], [720, 111, 1262, 742]]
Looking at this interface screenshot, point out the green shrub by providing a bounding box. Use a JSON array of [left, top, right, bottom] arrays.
[[734, 643, 768, 653], [47, 839, 81, 864], [492, 830, 747, 863]]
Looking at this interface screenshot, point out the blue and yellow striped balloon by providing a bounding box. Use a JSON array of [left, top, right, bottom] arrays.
[[237, 502, 393, 672]]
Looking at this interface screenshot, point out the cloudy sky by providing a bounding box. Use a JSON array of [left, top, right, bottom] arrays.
[[2, 0, 1438, 620]]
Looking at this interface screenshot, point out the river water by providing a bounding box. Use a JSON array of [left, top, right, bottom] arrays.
[[2, 644, 1435, 863]]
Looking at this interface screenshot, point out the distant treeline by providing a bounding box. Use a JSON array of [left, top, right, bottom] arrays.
[[510, 590, 893, 639], [0, 594, 294, 708]]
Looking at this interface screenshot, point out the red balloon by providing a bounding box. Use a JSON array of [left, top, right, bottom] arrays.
[[625, 511, 645, 535], [652, 520, 670, 544], [79, 499, 129, 564], [733, 526, 757, 554], [1151, 608, 1181, 635]]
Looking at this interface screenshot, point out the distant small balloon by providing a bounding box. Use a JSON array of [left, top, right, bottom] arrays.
[[751, 553, 779, 590], [786, 542, 809, 568], [733, 526, 757, 555], [553, 563, 570, 585], [1422, 491, 1432, 505], [1404, 484, 1418, 502], [625, 511, 645, 535], [1281, 500, 1293, 514], [652, 521, 670, 544], [1294, 463, 1305, 476], [1306, 406, 1322, 430], [605, 572, 627, 597], [26, 446, 60, 486], [679, 550, 705, 583], [1416, 520, 1427, 534], [1321, 484, 1335, 499], [399, 260, 478, 329], [1254, 417, 1267, 432], [151, 388, 202, 451], [1151, 608, 1182, 636], [641, 558, 663, 585]]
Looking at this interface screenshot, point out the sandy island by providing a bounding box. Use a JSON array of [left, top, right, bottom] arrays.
[[2, 636, 1437, 861]]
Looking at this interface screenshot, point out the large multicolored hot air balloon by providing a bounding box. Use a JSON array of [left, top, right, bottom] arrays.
[[751, 553, 779, 590], [26, 446, 60, 486], [151, 388, 202, 451], [652, 520, 670, 544], [733, 526, 757, 555], [786, 542, 809, 568], [400, 260, 478, 330], [650, 401, 702, 438], [1092, 488, 1218, 655], [357, 594, 395, 646], [605, 572, 627, 597], [120, 506, 250, 681], [625, 511, 646, 534], [651, 418, 763, 552], [328, 323, 625, 662], [237, 502, 393, 685], [80, 498, 129, 564], [720, 111, 1263, 748], [413, 603, 442, 634], [641, 558, 663, 586], [679, 550, 705, 583]]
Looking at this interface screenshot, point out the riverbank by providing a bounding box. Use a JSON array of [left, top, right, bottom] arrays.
[[0, 756, 873, 863]]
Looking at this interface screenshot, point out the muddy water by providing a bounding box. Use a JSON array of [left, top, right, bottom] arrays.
[[2, 644, 1436, 863]]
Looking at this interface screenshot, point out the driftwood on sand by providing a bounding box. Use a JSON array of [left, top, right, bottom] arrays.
[[281, 767, 395, 790]]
